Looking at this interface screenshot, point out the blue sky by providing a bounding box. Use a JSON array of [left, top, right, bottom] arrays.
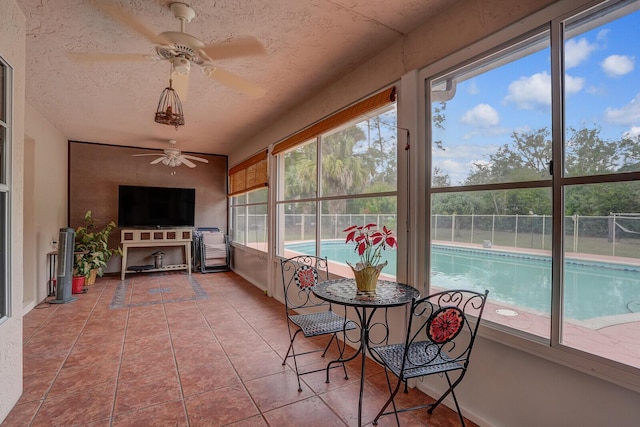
[[432, 8, 639, 185]]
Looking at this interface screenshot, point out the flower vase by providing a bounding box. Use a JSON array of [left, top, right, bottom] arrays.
[[349, 261, 387, 292]]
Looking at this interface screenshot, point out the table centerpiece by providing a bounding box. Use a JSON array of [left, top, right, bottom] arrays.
[[344, 223, 397, 292]]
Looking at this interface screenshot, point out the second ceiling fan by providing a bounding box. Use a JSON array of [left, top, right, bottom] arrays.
[[71, 1, 267, 99], [133, 140, 209, 168]]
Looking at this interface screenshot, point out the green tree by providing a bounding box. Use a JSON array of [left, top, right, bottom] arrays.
[[359, 113, 398, 188], [619, 134, 640, 172], [432, 167, 451, 187], [565, 126, 619, 175], [283, 143, 317, 214], [283, 107, 399, 217], [322, 126, 368, 193], [432, 101, 446, 150], [465, 128, 551, 185], [565, 182, 640, 216]]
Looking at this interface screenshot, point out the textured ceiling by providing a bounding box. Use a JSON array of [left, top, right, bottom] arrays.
[[17, 0, 449, 155]]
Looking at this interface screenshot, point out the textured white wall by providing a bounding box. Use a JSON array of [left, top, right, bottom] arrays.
[[25, 103, 69, 304], [230, 246, 269, 294], [0, 0, 26, 422]]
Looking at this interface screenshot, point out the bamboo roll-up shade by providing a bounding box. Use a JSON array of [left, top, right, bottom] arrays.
[[272, 86, 396, 155], [228, 149, 268, 196]]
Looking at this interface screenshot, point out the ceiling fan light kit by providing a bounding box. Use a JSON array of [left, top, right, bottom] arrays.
[[172, 57, 191, 75]]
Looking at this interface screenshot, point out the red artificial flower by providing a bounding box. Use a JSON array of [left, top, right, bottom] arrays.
[[386, 236, 397, 248], [343, 223, 398, 266], [357, 241, 367, 256]]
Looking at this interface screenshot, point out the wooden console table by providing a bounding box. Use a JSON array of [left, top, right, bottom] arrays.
[[120, 228, 193, 280]]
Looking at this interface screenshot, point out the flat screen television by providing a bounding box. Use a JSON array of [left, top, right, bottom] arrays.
[[118, 185, 196, 228]]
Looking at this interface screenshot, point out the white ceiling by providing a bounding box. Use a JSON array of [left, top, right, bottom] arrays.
[[17, 0, 450, 155]]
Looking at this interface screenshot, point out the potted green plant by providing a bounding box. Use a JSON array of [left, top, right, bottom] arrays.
[[74, 210, 122, 285]]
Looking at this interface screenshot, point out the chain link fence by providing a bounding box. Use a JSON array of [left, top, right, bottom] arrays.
[[234, 213, 640, 260], [432, 213, 640, 259]]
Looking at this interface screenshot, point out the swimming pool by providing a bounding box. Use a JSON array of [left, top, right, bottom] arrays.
[[285, 241, 640, 321]]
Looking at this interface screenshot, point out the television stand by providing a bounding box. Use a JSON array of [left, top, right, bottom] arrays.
[[120, 228, 193, 280]]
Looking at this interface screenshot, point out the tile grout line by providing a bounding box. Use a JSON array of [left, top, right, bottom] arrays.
[[195, 275, 271, 425], [108, 278, 132, 427], [163, 275, 191, 426]]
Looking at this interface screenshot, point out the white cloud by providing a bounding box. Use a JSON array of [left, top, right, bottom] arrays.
[[460, 104, 500, 127], [605, 93, 640, 125], [601, 55, 634, 77], [586, 84, 607, 96], [565, 74, 586, 94], [565, 38, 597, 69], [433, 145, 498, 185], [504, 72, 585, 109], [462, 127, 508, 140], [513, 125, 532, 134], [596, 29, 609, 42], [623, 126, 640, 139], [467, 81, 479, 95], [504, 72, 551, 109], [432, 143, 498, 160]]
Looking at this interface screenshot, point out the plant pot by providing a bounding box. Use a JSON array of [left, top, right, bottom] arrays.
[[72, 276, 85, 294], [349, 261, 387, 292], [86, 268, 98, 285]]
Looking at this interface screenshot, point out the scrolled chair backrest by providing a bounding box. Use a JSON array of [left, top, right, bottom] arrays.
[[280, 255, 330, 311], [404, 289, 488, 370]]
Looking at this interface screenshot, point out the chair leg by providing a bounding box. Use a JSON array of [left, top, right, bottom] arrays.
[[331, 332, 350, 381], [373, 370, 404, 426], [428, 371, 466, 427], [282, 329, 304, 391], [446, 372, 466, 427], [282, 329, 303, 365], [321, 333, 337, 357]]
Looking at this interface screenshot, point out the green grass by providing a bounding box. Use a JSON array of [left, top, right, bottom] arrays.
[[432, 228, 640, 260]]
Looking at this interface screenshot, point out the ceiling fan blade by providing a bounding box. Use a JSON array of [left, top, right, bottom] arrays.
[[92, 1, 171, 46], [171, 70, 190, 102], [181, 154, 209, 164], [202, 66, 267, 98], [178, 156, 197, 168], [150, 157, 166, 165], [67, 52, 158, 63], [132, 153, 164, 157], [199, 37, 267, 61]]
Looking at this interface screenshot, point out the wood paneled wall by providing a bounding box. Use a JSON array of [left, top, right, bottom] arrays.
[[69, 141, 227, 273]]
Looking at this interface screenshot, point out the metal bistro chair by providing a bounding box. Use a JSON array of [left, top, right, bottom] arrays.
[[371, 289, 489, 426], [280, 255, 356, 391]]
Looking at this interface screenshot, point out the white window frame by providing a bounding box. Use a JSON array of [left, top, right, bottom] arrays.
[[418, 0, 640, 391], [274, 103, 399, 268], [229, 188, 268, 254], [0, 56, 12, 324]]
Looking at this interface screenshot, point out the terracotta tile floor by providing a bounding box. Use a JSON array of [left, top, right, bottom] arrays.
[[3, 271, 476, 426]]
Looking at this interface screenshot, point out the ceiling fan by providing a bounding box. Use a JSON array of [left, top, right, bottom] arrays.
[[70, 1, 267, 99], [132, 140, 209, 168]]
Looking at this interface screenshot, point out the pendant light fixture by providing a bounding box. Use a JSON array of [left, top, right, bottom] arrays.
[[154, 78, 184, 129]]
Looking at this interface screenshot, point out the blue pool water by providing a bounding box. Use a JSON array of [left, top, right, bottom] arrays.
[[285, 241, 640, 321]]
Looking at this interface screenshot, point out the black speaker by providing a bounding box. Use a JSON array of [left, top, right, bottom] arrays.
[[50, 227, 77, 304]]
